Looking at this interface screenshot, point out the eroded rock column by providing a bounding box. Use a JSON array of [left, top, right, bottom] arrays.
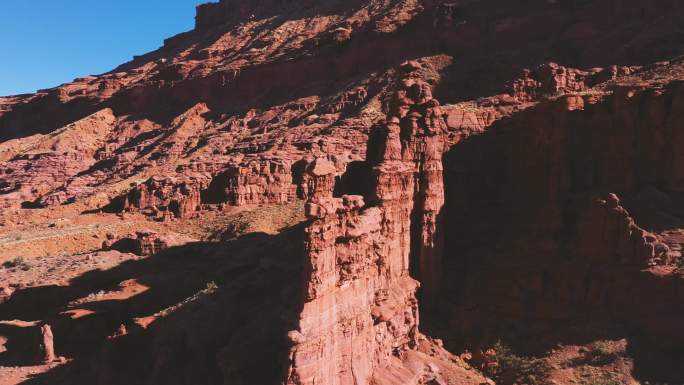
[[285, 61, 449, 385]]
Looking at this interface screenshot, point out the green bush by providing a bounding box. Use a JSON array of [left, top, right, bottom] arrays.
[[492, 341, 553, 385]]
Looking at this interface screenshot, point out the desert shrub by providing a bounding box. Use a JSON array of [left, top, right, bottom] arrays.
[[575, 341, 623, 366], [589, 341, 621, 363], [2, 256, 30, 270], [491, 341, 553, 385], [577, 367, 621, 385], [220, 201, 305, 240]]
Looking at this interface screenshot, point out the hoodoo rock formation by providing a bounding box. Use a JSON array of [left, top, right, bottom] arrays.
[[2, 0, 684, 384], [286, 62, 452, 385]]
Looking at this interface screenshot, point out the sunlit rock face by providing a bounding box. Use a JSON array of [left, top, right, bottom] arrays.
[[2, 0, 684, 384]]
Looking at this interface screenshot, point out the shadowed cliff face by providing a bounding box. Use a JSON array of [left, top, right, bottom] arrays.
[[2, 1, 684, 384], [431, 83, 684, 382]]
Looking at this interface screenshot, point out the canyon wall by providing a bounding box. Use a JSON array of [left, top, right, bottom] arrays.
[[435, 83, 684, 354], [3, 1, 684, 384]]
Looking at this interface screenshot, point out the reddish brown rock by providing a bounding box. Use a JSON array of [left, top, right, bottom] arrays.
[[578, 194, 671, 267], [122, 176, 205, 220], [0, 287, 13, 304], [103, 230, 189, 256], [224, 157, 296, 206], [436, 77, 684, 355], [286, 61, 451, 385], [0, 321, 54, 366], [40, 324, 55, 364], [441, 105, 501, 137], [508, 63, 599, 101], [507, 63, 643, 102], [299, 157, 338, 200], [2, 1, 684, 384]]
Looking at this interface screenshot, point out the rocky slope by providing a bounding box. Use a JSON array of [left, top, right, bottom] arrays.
[[2, 0, 684, 384]]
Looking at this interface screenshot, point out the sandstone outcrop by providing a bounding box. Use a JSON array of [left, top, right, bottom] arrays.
[[2, 0, 682, 215], [224, 157, 296, 206], [2, 0, 684, 384], [121, 176, 206, 220], [578, 194, 672, 267], [507, 63, 641, 102], [298, 157, 337, 200], [103, 230, 189, 256], [0, 287, 14, 304], [40, 324, 56, 364], [286, 61, 452, 385]]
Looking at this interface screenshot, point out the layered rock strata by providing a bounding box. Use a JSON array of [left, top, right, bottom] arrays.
[[286, 61, 449, 385], [2, 1, 684, 384], [122, 176, 205, 220], [224, 158, 296, 206], [507, 63, 641, 102]]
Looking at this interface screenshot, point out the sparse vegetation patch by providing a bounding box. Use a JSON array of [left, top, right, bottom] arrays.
[[490, 341, 553, 385], [2, 256, 30, 270]]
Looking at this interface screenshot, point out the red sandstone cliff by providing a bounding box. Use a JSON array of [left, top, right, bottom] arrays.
[[286, 61, 454, 385], [2, 1, 684, 385]]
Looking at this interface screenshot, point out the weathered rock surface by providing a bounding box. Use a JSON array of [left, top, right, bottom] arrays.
[[286, 61, 475, 385], [120, 176, 206, 220], [578, 193, 673, 267], [507, 63, 640, 102], [102, 230, 191, 256], [2, 0, 684, 384], [40, 324, 56, 364], [2, 0, 683, 215], [436, 80, 684, 357]]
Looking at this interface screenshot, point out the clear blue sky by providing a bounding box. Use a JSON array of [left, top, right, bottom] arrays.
[[0, 0, 208, 96]]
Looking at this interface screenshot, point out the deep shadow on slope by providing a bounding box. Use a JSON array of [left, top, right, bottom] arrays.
[[0, 224, 307, 385], [421, 87, 684, 383]]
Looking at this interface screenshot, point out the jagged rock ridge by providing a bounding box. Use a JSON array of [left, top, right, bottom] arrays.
[[1, 1, 684, 384]]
